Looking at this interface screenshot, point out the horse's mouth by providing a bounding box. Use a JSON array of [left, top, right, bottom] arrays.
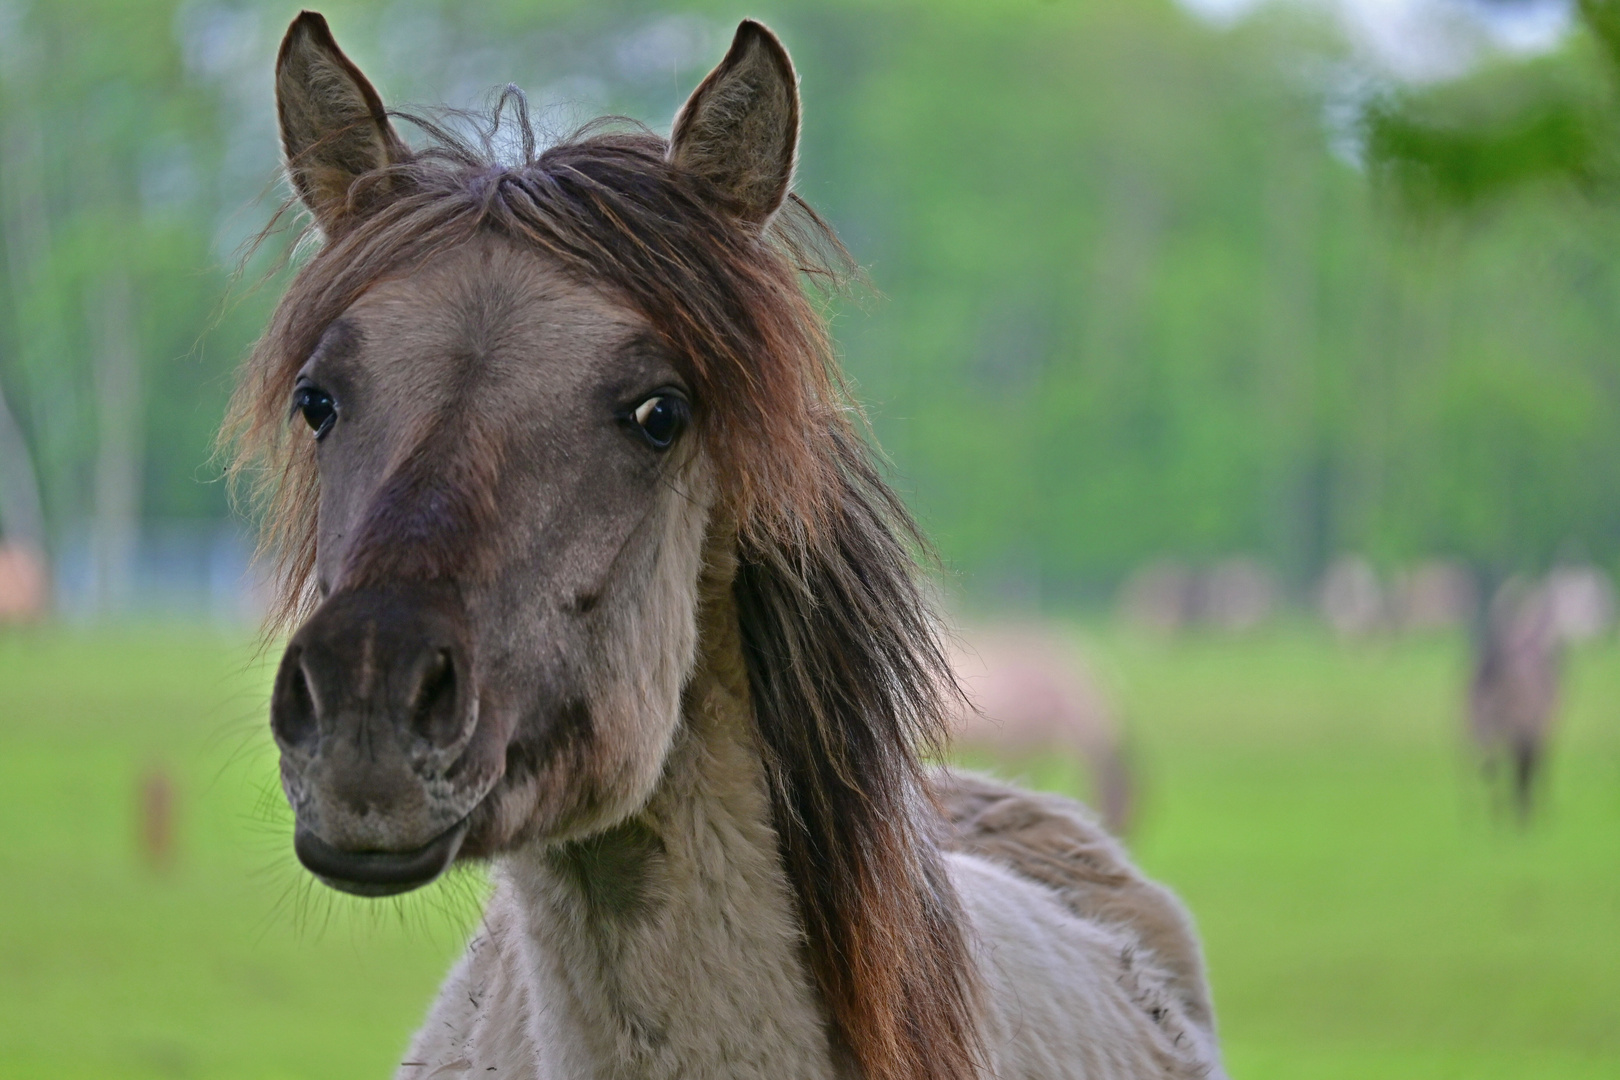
[[294, 816, 472, 898]]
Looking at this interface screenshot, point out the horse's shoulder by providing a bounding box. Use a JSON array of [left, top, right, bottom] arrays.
[[932, 770, 1218, 1037]]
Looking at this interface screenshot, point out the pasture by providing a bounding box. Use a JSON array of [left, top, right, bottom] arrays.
[[0, 625, 1616, 1078]]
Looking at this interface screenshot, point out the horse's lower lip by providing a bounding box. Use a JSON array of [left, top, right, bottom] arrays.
[[294, 817, 471, 898]]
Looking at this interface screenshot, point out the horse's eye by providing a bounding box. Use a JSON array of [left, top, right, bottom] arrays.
[[293, 385, 337, 439], [632, 394, 688, 449]]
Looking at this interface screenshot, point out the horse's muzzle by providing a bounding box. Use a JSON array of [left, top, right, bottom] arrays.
[[270, 584, 502, 894]]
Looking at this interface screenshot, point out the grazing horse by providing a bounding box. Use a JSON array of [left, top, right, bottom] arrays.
[[948, 628, 1134, 835], [1469, 580, 1562, 821], [226, 14, 1223, 1079]]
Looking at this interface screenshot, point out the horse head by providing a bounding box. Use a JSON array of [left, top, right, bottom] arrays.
[[256, 13, 805, 896]]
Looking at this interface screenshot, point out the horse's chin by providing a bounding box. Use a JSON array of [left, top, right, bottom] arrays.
[[294, 816, 473, 898]]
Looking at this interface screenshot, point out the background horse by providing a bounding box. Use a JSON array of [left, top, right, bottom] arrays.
[[227, 13, 1224, 1079], [1470, 580, 1560, 821], [949, 627, 1134, 835], [1466, 571, 1610, 821]]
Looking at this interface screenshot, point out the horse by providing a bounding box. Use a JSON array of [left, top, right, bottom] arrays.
[[948, 627, 1134, 836], [1468, 578, 1564, 821], [225, 13, 1224, 1079]]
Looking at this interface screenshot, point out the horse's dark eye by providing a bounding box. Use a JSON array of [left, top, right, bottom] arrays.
[[293, 385, 337, 439], [632, 394, 688, 449]]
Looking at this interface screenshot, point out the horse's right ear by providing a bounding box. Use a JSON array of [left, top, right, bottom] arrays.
[[275, 11, 408, 235], [669, 20, 799, 227]]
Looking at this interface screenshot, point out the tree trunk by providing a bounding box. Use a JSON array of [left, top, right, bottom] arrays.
[[0, 374, 44, 552], [91, 270, 141, 616], [0, 115, 52, 618]]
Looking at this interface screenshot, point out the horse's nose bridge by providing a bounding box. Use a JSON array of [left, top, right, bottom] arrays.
[[302, 616, 381, 735], [333, 409, 507, 594]]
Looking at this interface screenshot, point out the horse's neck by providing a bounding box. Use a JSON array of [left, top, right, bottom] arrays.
[[498, 558, 841, 1080]]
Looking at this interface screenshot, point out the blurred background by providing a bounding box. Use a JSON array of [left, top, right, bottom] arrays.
[[2, 0, 1619, 1076]]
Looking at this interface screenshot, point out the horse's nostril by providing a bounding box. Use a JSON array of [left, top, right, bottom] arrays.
[[409, 648, 463, 749], [271, 650, 320, 751]]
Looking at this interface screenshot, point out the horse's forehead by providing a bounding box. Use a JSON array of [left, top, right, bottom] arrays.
[[342, 235, 645, 396]]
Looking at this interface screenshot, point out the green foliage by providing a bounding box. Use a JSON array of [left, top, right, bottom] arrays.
[[1365, 91, 1601, 207], [3, 0, 1620, 603], [1361, 2, 1620, 206], [0, 0, 277, 533], [802, 2, 1620, 593]]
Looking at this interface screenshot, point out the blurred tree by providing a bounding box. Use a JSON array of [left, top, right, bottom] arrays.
[[1, 0, 1618, 614], [1355, 0, 1620, 584], [0, 0, 271, 610], [1363, 0, 1620, 208], [0, 377, 44, 554]]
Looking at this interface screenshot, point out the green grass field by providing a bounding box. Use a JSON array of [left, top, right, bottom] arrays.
[[1, 624, 1617, 1078]]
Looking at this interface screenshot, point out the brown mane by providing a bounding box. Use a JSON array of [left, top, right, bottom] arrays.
[[223, 97, 983, 1080]]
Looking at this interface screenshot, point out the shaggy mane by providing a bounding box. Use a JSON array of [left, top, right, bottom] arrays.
[[223, 95, 983, 1080]]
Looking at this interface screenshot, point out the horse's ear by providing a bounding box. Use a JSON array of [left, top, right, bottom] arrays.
[[275, 11, 408, 234], [669, 20, 799, 227]]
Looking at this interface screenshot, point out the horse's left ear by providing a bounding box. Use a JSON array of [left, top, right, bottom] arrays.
[[669, 20, 799, 227]]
